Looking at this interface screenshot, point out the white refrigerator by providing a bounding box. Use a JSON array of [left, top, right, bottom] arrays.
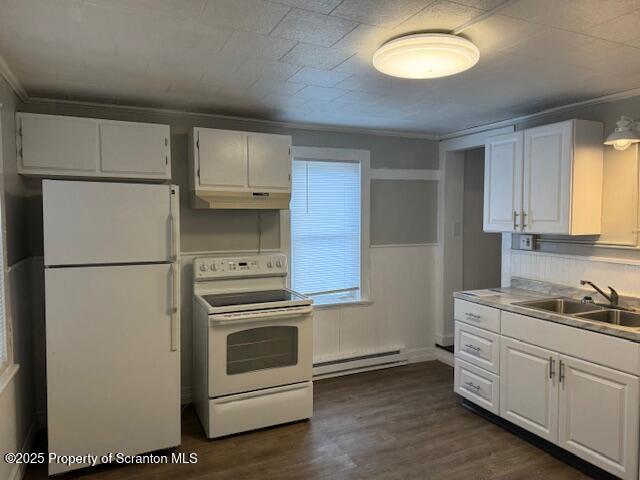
[[43, 180, 181, 475]]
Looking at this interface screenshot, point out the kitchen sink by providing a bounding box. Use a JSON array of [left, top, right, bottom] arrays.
[[516, 298, 604, 315], [575, 310, 640, 328]]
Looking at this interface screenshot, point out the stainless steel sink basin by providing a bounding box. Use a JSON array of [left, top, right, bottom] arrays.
[[575, 310, 640, 327], [517, 298, 604, 315]]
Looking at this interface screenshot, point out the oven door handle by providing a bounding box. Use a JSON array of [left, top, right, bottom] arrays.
[[209, 306, 313, 326]]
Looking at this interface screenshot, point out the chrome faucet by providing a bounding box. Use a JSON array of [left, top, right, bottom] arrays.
[[580, 280, 619, 306]]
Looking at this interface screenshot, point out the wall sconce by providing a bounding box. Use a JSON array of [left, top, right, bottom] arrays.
[[604, 116, 640, 151]]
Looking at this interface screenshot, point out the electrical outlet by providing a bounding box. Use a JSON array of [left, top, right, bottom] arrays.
[[519, 234, 534, 250]]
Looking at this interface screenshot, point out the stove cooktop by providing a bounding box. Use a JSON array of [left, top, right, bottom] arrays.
[[201, 289, 308, 308]]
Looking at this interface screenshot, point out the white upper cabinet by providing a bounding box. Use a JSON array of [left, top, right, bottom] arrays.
[[190, 127, 292, 209], [19, 114, 99, 173], [483, 132, 523, 232], [196, 128, 247, 188], [247, 133, 291, 190], [99, 121, 170, 178], [558, 355, 639, 480], [17, 113, 171, 180], [484, 119, 603, 235]]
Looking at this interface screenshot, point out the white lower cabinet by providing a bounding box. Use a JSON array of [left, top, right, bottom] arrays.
[[500, 337, 559, 443], [454, 299, 640, 479], [558, 355, 639, 479]]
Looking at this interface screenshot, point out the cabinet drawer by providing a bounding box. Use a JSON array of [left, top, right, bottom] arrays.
[[454, 358, 499, 415], [454, 299, 500, 332], [455, 321, 500, 374]]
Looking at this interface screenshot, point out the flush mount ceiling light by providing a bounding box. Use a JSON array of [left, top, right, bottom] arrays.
[[604, 116, 640, 151], [372, 33, 480, 79]]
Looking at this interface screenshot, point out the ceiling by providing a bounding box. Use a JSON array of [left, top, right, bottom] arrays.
[[2, 0, 640, 135]]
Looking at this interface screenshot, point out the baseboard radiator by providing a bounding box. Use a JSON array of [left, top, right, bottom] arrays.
[[313, 349, 406, 379]]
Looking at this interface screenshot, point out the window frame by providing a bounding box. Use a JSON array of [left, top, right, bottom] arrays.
[[282, 146, 371, 308], [0, 105, 11, 377]]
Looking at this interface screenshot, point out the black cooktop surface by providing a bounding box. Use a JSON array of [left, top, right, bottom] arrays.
[[202, 289, 306, 308]]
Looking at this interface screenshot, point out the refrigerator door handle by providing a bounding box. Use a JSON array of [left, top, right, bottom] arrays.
[[169, 186, 179, 261], [170, 263, 180, 352]]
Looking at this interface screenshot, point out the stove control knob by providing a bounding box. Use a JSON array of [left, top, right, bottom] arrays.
[[199, 264, 208, 272], [276, 259, 282, 268], [210, 263, 217, 271], [267, 260, 273, 268]]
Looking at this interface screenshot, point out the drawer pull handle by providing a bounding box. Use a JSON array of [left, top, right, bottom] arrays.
[[464, 344, 481, 353], [465, 312, 481, 321], [464, 381, 481, 393], [549, 357, 555, 379]]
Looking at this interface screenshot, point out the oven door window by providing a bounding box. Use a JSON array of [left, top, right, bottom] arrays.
[[227, 326, 298, 375]]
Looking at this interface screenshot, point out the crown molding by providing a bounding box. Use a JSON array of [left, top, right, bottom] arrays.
[[440, 86, 640, 140], [0, 54, 27, 101]]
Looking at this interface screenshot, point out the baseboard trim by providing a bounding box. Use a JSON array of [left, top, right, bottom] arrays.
[[313, 361, 407, 380], [9, 418, 37, 480], [406, 347, 436, 364], [434, 334, 454, 347], [434, 347, 454, 367]]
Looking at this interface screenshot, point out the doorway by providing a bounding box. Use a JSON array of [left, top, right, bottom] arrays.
[[437, 142, 505, 349], [462, 148, 502, 291]]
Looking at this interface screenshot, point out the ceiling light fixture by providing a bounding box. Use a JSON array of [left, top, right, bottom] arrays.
[[604, 116, 640, 151], [372, 33, 480, 79]]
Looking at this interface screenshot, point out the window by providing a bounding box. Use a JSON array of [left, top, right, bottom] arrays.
[[290, 148, 370, 306]]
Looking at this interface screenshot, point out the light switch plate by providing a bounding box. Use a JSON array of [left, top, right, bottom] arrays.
[[519, 234, 534, 250]]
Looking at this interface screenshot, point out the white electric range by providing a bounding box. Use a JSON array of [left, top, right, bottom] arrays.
[[192, 253, 313, 438]]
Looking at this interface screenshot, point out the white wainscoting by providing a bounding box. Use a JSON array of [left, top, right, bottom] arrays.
[[313, 245, 437, 365], [504, 249, 640, 296]]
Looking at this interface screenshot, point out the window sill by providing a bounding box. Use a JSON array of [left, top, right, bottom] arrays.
[[0, 363, 20, 398], [313, 298, 374, 310]]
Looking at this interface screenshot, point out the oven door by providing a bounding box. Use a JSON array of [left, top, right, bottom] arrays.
[[208, 309, 312, 397]]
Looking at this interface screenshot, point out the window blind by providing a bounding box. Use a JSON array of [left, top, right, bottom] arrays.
[[291, 159, 361, 299]]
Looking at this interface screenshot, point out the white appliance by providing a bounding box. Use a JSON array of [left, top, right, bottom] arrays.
[[43, 180, 181, 475], [192, 253, 313, 438]]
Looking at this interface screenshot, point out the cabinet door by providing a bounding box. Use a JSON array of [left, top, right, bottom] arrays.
[[500, 337, 559, 442], [247, 133, 291, 190], [19, 114, 98, 172], [196, 128, 247, 188], [522, 121, 573, 234], [558, 355, 639, 479], [99, 121, 170, 178], [483, 132, 523, 232]]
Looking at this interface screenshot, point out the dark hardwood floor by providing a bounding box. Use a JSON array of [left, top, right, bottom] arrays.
[[24, 361, 590, 479]]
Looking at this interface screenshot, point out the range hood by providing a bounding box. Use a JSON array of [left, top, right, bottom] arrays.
[[189, 127, 292, 210], [191, 190, 291, 210]]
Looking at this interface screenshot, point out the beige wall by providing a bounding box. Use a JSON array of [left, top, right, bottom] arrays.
[[0, 75, 34, 479]]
